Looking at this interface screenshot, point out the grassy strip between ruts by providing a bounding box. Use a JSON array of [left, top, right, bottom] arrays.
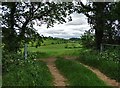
[[55, 58, 112, 87], [2, 59, 53, 86]]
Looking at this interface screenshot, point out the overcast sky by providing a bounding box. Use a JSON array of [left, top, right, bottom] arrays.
[[33, 13, 90, 39], [0, 1, 90, 39]]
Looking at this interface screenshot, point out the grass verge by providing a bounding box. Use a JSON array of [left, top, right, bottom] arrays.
[[55, 58, 110, 87], [2, 59, 53, 86], [78, 50, 120, 82]]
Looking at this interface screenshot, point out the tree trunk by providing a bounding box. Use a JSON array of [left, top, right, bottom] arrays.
[[94, 2, 105, 51], [95, 27, 104, 50]]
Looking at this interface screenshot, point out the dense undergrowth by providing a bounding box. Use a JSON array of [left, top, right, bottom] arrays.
[[78, 48, 120, 82], [2, 52, 53, 86], [55, 58, 110, 87]]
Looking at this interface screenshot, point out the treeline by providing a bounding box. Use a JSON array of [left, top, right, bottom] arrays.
[[29, 36, 81, 47]]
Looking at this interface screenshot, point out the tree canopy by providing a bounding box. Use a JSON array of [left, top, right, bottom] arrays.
[[79, 2, 120, 50], [1, 1, 120, 52], [2, 2, 74, 52]]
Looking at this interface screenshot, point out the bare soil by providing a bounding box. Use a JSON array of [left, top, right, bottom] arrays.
[[37, 56, 120, 87], [81, 63, 120, 88], [39, 58, 68, 86]]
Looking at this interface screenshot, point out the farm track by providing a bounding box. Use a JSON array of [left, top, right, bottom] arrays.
[[38, 56, 120, 87], [64, 56, 120, 88], [39, 58, 68, 86]]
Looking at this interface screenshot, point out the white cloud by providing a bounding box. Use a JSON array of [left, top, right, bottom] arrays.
[[33, 13, 90, 39]]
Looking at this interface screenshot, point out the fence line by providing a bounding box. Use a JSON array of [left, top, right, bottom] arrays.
[[100, 43, 120, 52]]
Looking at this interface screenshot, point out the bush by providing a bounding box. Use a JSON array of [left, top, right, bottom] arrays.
[[81, 30, 95, 48], [99, 49, 120, 63], [2, 51, 48, 73], [51, 42, 54, 44], [2, 51, 24, 74], [65, 44, 68, 48]]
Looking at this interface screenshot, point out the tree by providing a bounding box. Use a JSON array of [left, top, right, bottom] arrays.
[[113, 2, 120, 44], [77, 2, 117, 50], [81, 29, 95, 48], [2, 2, 74, 53]]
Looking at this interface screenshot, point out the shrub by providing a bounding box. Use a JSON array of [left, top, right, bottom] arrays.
[[2, 51, 48, 74], [65, 44, 68, 48], [51, 42, 54, 44], [2, 51, 24, 74], [80, 30, 95, 48]]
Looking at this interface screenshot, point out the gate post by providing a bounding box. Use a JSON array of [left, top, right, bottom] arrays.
[[24, 43, 27, 59], [100, 43, 103, 52]]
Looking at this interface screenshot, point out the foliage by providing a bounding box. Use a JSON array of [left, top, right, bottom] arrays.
[[41, 37, 69, 46], [2, 52, 53, 86], [2, 51, 24, 74], [80, 30, 95, 48], [69, 38, 80, 41], [55, 58, 108, 86], [78, 2, 120, 50], [3, 60, 53, 86], [78, 49, 120, 82], [1, 2, 74, 53], [100, 49, 120, 63]]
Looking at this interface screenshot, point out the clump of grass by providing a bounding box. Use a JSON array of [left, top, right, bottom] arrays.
[[55, 58, 108, 86], [78, 49, 119, 82]]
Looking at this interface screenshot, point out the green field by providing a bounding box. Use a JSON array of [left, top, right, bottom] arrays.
[[27, 42, 82, 57]]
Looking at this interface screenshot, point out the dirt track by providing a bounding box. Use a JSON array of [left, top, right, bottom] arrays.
[[64, 56, 120, 88], [38, 57, 120, 87], [40, 58, 68, 86]]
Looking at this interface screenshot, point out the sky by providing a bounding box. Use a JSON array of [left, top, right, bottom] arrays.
[[33, 13, 91, 39], [0, 0, 91, 39]]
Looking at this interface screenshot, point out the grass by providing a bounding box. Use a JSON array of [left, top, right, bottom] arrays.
[[27, 51, 50, 59], [2, 59, 53, 86], [55, 58, 109, 87], [78, 49, 120, 82], [3, 39, 119, 87], [3, 41, 82, 86], [27, 43, 82, 58]]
